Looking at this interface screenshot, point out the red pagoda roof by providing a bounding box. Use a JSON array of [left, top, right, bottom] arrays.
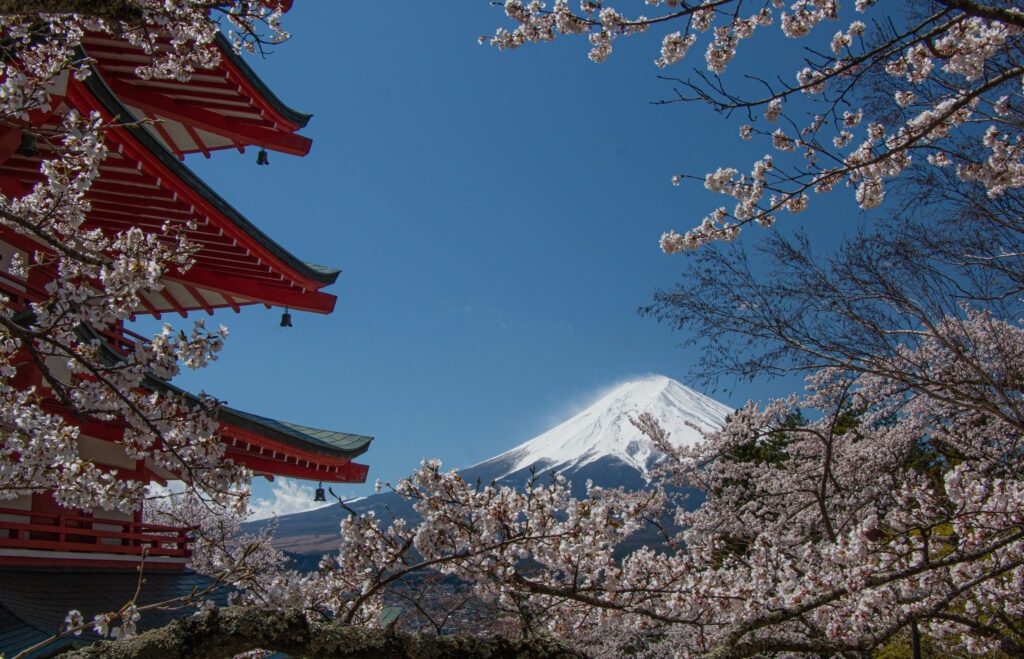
[[220, 408, 371, 483], [0, 69, 337, 316], [81, 33, 312, 159], [0, 20, 368, 488]]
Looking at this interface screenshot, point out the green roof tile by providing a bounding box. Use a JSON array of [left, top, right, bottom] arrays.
[[220, 408, 373, 459]]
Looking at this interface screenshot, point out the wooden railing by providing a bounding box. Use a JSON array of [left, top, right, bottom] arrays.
[[0, 270, 151, 359], [0, 507, 192, 559], [0, 268, 45, 310], [95, 323, 149, 357]]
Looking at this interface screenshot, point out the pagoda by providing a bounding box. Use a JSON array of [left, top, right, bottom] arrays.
[[0, 7, 366, 610]]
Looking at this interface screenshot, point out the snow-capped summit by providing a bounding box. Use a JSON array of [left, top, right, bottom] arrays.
[[259, 375, 730, 555], [466, 375, 731, 487]]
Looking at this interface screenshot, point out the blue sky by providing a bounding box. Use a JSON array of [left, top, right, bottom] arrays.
[[159, 3, 870, 515]]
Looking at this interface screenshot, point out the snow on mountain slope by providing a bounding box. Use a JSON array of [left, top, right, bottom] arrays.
[[470, 375, 731, 480], [259, 375, 730, 556]]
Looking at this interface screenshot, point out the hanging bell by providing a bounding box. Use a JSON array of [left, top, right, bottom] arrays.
[[313, 482, 326, 502], [256, 147, 269, 166], [16, 131, 38, 158], [280, 308, 292, 327]]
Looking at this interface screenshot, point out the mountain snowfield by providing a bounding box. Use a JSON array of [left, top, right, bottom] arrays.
[[258, 375, 731, 555], [469, 374, 731, 482]]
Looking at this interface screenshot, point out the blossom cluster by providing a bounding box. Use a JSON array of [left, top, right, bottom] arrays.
[[488, 1, 1024, 250], [0, 2, 289, 523], [284, 310, 1024, 655], [152, 309, 1024, 655]]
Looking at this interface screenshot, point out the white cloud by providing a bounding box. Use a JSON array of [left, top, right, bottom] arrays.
[[145, 481, 186, 499], [248, 478, 332, 521]]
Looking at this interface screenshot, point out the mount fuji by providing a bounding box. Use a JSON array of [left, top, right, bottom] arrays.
[[464, 375, 730, 493], [259, 375, 730, 556]]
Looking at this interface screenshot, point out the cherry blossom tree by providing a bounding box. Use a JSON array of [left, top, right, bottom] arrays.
[[255, 2, 1024, 655], [114, 338, 1024, 656], [13, 2, 1024, 658], [0, 0, 296, 519], [486, 0, 1023, 252], [0, 2, 311, 651]]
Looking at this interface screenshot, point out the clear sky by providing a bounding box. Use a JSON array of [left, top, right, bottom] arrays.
[[157, 3, 869, 516]]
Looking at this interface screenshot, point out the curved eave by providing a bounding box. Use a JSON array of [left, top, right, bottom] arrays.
[[219, 407, 372, 462], [214, 33, 312, 129], [78, 70, 339, 290], [80, 31, 312, 157], [25, 328, 370, 484]]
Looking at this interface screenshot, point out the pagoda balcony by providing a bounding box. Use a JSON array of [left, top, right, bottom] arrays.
[[0, 506, 192, 565], [0, 264, 147, 359], [0, 268, 44, 313], [95, 322, 150, 358]]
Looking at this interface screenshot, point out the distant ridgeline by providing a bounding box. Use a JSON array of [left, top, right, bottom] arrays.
[[258, 376, 727, 565]]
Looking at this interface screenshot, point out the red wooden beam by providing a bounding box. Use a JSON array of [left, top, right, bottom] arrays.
[[86, 214, 183, 235], [228, 453, 367, 483], [88, 58, 236, 93], [88, 215, 242, 250], [183, 283, 215, 315], [170, 268, 336, 313], [88, 189, 189, 212], [184, 123, 211, 158], [222, 423, 368, 469], [184, 253, 273, 273], [209, 114, 279, 131], [69, 418, 124, 442], [94, 165, 150, 183], [150, 118, 186, 160], [178, 262, 277, 283], [159, 287, 188, 317], [221, 60, 301, 132], [88, 202, 196, 223], [0, 126, 24, 167], [97, 65, 230, 89], [136, 293, 162, 319], [133, 77, 240, 94], [107, 78, 311, 155], [151, 96, 254, 113], [91, 180, 177, 200], [334, 461, 370, 483], [0, 227, 55, 262], [0, 174, 27, 197]]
